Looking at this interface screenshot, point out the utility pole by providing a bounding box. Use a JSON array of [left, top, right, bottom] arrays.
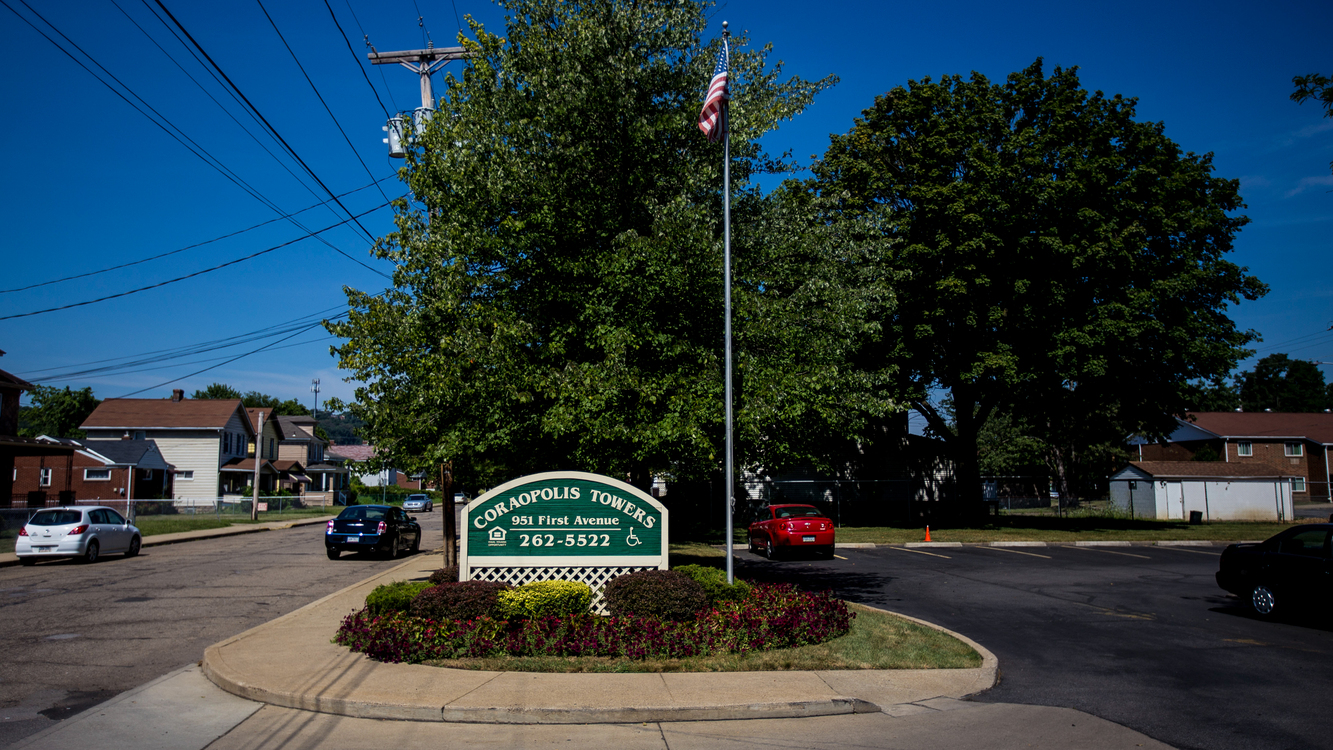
[[310, 378, 321, 420], [440, 461, 456, 568], [368, 42, 469, 157], [251, 410, 264, 521]]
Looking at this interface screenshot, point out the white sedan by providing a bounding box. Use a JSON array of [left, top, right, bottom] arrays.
[[15, 506, 142, 565], [402, 494, 433, 512]]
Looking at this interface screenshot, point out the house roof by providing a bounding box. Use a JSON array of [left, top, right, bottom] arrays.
[[81, 439, 172, 467], [219, 457, 277, 474], [273, 414, 323, 442], [1182, 412, 1333, 445], [335, 444, 376, 462], [247, 408, 274, 431], [82, 398, 250, 431], [0, 366, 34, 392], [1121, 461, 1293, 479]]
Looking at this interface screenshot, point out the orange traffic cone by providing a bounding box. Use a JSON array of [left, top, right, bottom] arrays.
[[924, 525, 931, 542]]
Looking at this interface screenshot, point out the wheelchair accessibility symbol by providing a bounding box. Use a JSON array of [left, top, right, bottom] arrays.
[[625, 527, 642, 547]]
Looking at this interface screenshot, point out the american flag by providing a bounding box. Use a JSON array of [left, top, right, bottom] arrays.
[[698, 39, 729, 142]]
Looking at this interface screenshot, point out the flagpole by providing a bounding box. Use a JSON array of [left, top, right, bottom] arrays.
[[720, 21, 735, 585]]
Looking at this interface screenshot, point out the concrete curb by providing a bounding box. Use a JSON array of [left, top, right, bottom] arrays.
[[0, 515, 335, 568], [201, 556, 1000, 724]]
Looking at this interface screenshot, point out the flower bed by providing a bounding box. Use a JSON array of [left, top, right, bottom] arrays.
[[335, 582, 853, 665]]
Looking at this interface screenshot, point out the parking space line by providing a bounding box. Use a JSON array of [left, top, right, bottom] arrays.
[[1156, 546, 1220, 556], [1062, 545, 1151, 560], [980, 545, 1051, 559], [887, 546, 951, 559], [833, 554, 848, 560]]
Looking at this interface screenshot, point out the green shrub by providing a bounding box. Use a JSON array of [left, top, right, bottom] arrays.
[[497, 580, 593, 619], [410, 580, 511, 621], [365, 580, 432, 615], [429, 566, 459, 585], [673, 564, 751, 607], [603, 569, 708, 621]]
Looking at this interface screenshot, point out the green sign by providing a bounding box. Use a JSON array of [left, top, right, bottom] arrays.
[[461, 472, 667, 563]]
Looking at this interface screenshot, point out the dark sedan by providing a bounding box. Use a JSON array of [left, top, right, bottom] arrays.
[[325, 504, 422, 560], [1216, 523, 1331, 618]]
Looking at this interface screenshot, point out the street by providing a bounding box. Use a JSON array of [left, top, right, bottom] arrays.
[[0, 507, 447, 748], [738, 542, 1333, 750]]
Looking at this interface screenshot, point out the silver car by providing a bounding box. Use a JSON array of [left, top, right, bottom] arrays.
[[15, 506, 142, 565], [402, 494, 433, 512]]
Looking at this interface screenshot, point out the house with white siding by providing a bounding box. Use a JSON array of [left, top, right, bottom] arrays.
[[80, 389, 257, 501]]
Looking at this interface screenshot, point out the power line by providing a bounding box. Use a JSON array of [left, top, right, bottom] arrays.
[[340, 0, 400, 113], [0, 203, 388, 321], [5, 0, 393, 279], [114, 321, 322, 398], [20, 306, 351, 380], [254, 0, 392, 206], [0, 177, 393, 294], [150, 0, 381, 246], [322, 0, 389, 119]]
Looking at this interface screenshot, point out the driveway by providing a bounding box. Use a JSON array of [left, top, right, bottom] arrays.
[[739, 542, 1333, 750]]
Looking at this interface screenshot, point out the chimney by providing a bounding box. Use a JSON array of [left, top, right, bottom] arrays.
[[172, 389, 184, 402]]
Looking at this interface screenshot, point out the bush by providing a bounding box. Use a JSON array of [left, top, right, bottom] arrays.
[[497, 580, 593, 619], [410, 580, 511, 621], [365, 580, 432, 615], [428, 566, 459, 585], [604, 570, 708, 622], [335, 582, 854, 664], [674, 564, 751, 606]]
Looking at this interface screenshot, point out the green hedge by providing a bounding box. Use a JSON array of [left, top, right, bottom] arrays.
[[497, 581, 593, 619], [365, 580, 432, 615], [604, 569, 708, 621], [673, 564, 751, 607]]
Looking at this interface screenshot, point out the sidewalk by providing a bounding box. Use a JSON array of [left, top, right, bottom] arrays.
[[201, 554, 999, 723], [0, 515, 335, 568]]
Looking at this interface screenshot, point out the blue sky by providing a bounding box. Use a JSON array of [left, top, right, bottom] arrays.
[[2, 0, 1331, 425]]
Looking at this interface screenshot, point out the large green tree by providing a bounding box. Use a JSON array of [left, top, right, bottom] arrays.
[[811, 60, 1266, 508], [1292, 73, 1333, 174], [327, 0, 897, 491], [19, 386, 101, 439], [1237, 354, 1328, 413]]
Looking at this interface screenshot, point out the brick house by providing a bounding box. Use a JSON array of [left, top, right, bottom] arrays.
[[13, 437, 174, 502], [80, 390, 259, 501], [1132, 412, 1333, 501], [1, 356, 75, 507]]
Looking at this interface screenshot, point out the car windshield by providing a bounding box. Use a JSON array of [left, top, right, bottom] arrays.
[[775, 506, 823, 518], [29, 510, 83, 526], [337, 506, 387, 521], [407, 495, 426, 501]]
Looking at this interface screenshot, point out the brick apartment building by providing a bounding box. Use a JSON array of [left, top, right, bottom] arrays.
[[1133, 412, 1333, 501], [12, 437, 174, 503]]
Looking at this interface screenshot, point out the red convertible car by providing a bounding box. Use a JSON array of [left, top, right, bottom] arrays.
[[748, 504, 835, 559]]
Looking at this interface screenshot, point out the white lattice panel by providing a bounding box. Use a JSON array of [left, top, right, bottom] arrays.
[[468, 565, 656, 615]]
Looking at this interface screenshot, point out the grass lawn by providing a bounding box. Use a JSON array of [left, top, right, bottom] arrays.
[[424, 603, 981, 673], [833, 516, 1314, 544]]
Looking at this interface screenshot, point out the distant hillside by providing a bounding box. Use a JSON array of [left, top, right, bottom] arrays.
[[317, 412, 365, 445]]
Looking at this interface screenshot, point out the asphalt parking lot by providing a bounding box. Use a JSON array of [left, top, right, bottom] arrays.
[[739, 542, 1333, 750]]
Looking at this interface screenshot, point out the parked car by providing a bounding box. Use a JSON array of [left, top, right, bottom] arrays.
[[1216, 523, 1331, 618], [325, 504, 421, 560], [15, 506, 142, 565], [748, 504, 835, 560], [403, 494, 433, 512]]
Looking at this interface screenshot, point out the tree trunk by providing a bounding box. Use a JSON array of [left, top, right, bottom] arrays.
[[440, 462, 456, 568]]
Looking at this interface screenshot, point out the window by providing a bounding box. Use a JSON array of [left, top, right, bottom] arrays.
[[1237, 442, 1253, 457], [39, 468, 51, 487], [133, 431, 145, 440], [144, 469, 153, 479], [1277, 528, 1328, 557], [175, 470, 195, 481], [84, 468, 111, 481], [268, 438, 275, 458], [1293, 477, 1307, 492], [1285, 442, 1303, 457]]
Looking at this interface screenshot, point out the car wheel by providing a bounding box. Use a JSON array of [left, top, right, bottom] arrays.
[[126, 536, 141, 558], [385, 536, 400, 559], [19, 558, 36, 566], [1251, 584, 1278, 617], [765, 538, 778, 560], [326, 547, 340, 560], [410, 534, 420, 554], [81, 540, 100, 564]]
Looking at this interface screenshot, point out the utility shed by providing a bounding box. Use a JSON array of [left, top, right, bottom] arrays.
[[1109, 462, 1294, 522]]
